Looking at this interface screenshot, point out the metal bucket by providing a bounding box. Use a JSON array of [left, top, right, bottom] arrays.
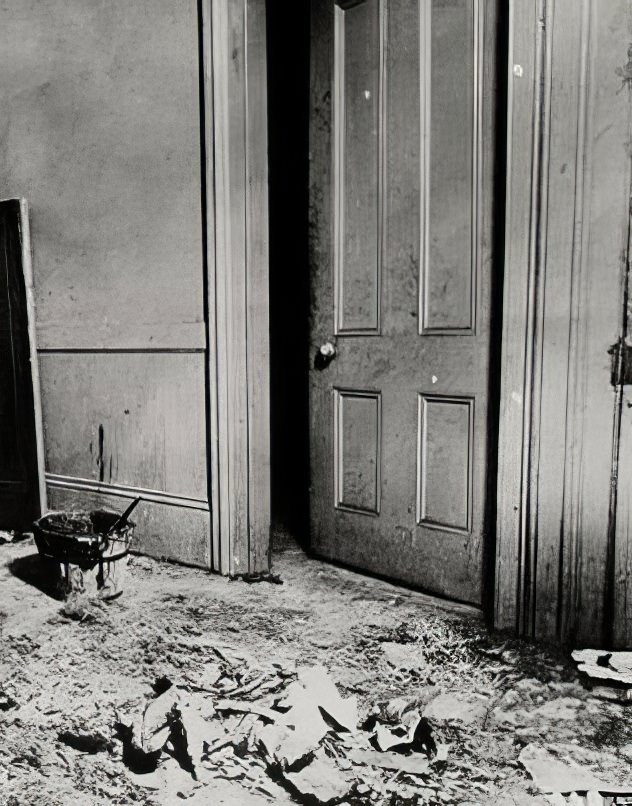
[[33, 509, 134, 600]]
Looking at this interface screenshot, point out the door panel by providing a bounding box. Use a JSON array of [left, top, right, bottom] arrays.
[[309, 0, 497, 604]]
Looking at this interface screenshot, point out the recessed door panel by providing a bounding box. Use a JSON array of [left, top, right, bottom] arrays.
[[417, 395, 473, 532], [335, 0, 383, 333], [334, 389, 382, 513], [422, 0, 477, 333]]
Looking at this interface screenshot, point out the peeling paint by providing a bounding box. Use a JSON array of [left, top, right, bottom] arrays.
[[616, 44, 632, 93]]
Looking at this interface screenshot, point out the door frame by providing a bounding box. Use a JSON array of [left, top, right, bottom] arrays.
[[496, 0, 631, 644], [201, 0, 271, 576], [494, 0, 540, 634]]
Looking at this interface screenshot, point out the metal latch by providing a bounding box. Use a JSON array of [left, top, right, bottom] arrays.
[[610, 339, 632, 386]]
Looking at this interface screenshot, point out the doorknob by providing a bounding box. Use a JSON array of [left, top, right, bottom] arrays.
[[314, 341, 337, 370]]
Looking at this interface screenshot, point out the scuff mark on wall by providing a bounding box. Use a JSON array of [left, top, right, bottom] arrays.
[[97, 423, 104, 484]]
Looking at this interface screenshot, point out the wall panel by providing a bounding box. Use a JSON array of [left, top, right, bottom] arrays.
[[0, 0, 204, 351], [0, 0, 212, 566], [40, 354, 208, 501]]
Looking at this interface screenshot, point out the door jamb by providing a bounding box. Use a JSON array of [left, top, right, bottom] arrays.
[[200, 0, 271, 576], [494, 0, 542, 635]]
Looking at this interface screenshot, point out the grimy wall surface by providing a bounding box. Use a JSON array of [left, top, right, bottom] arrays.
[[0, 0, 211, 565], [497, 0, 632, 647]]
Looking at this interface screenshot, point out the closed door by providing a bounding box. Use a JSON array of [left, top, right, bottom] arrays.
[[309, 0, 499, 604]]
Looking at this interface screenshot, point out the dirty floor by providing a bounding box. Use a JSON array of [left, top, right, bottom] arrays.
[[2, 537, 632, 806]]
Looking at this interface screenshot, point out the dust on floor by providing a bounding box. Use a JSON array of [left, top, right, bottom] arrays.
[[1, 538, 631, 806]]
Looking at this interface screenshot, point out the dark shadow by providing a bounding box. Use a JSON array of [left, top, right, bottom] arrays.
[[7, 553, 65, 600], [481, 0, 510, 626], [266, 1, 312, 548], [0, 201, 42, 530]]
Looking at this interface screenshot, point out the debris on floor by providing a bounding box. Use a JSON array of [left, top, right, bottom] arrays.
[[110, 663, 446, 804], [572, 649, 632, 703], [519, 743, 632, 797], [4, 539, 632, 805], [0, 530, 29, 545], [232, 571, 284, 586], [573, 649, 632, 686]]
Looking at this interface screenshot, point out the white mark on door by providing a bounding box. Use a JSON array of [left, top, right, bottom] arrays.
[[513, 64, 524, 78], [364, 90, 371, 100], [432, 375, 438, 384]]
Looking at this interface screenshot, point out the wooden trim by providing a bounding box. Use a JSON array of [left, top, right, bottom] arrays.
[[333, 5, 345, 336], [35, 322, 207, 352], [494, 0, 541, 633], [244, 0, 272, 572], [205, 0, 271, 575], [46, 473, 209, 511], [200, 0, 221, 572], [16, 198, 47, 516], [38, 347, 206, 355], [558, 0, 594, 640]]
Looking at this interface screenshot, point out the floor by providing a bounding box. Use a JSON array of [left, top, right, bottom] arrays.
[[1, 537, 632, 806]]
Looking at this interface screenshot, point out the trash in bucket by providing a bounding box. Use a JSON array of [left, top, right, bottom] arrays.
[[33, 498, 140, 600]]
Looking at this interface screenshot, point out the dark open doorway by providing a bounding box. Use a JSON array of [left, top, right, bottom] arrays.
[[266, 3, 312, 548], [0, 199, 43, 530]]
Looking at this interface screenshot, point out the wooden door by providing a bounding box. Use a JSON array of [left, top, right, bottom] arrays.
[[0, 200, 44, 530], [309, 0, 498, 604]]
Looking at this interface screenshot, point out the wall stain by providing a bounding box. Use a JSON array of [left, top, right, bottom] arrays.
[[97, 424, 104, 483]]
